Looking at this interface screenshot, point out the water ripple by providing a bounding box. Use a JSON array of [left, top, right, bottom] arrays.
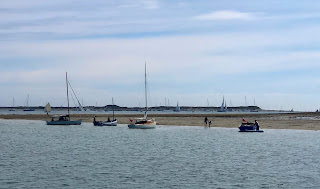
[[0, 120, 320, 188]]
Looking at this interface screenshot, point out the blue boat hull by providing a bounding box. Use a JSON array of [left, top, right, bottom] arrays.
[[239, 123, 263, 132], [239, 130, 264, 132]]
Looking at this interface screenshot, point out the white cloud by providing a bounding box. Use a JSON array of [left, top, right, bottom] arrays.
[[193, 10, 257, 21], [2, 29, 320, 79], [0, 28, 317, 109], [2, 1, 320, 110]]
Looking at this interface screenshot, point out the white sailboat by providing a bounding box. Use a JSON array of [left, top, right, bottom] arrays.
[[94, 97, 118, 126], [23, 94, 35, 111], [218, 96, 226, 112], [173, 101, 180, 112], [46, 72, 82, 125], [9, 97, 16, 111], [44, 103, 51, 113], [128, 63, 156, 129]]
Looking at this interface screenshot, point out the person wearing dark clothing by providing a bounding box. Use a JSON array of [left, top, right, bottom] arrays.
[[209, 121, 212, 127], [254, 120, 260, 131], [204, 117, 208, 126]]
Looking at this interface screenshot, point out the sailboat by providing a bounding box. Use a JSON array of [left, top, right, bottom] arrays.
[[173, 101, 180, 112], [217, 96, 226, 112], [23, 94, 35, 111], [103, 97, 117, 126], [93, 97, 117, 126], [128, 63, 156, 129], [44, 103, 51, 113], [46, 72, 82, 125], [9, 97, 16, 111]]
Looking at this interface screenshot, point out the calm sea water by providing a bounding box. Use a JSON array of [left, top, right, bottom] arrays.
[[1, 119, 319, 188]]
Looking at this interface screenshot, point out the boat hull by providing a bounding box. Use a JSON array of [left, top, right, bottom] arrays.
[[103, 120, 117, 126], [93, 121, 103, 126], [24, 109, 35, 111], [94, 120, 117, 126], [128, 123, 156, 129], [46, 120, 82, 125], [239, 130, 264, 132], [239, 123, 263, 132]]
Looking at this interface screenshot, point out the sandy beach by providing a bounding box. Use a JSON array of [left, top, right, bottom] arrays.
[[1, 112, 320, 130]]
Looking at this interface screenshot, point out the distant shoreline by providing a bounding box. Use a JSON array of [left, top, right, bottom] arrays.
[[0, 105, 263, 112], [1, 112, 320, 130]]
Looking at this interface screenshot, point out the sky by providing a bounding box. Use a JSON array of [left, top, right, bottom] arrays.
[[1, 0, 320, 111]]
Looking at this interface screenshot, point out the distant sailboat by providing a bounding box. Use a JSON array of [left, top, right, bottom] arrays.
[[9, 97, 16, 111], [46, 72, 82, 125], [173, 102, 180, 112], [23, 94, 35, 111], [44, 103, 51, 113], [128, 63, 156, 129], [218, 96, 226, 112]]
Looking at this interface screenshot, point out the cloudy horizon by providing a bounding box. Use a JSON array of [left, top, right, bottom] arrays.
[[1, 0, 320, 111]]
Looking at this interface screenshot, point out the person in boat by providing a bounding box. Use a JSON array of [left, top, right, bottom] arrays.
[[204, 117, 208, 126], [254, 120, 260, 131], [107, 117, 111, 122]]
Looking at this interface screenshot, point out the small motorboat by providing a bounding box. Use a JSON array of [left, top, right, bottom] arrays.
[[93, 116, 103, 126], [239, 122, 264, 132], [93, 120, 103, 126]]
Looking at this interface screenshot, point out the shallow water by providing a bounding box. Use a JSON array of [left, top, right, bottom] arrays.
[[0, 119, 319, 188]]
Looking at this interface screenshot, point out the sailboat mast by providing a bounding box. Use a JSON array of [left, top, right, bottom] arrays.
[[66, 72, 70, 115], [112, 97, 115, 120], [145, 62, 147, 112]]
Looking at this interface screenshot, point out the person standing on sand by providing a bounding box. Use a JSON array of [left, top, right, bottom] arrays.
[[209, 121, 212, 127], [204, 117, 208, 126], [255, 120, 260, 131]]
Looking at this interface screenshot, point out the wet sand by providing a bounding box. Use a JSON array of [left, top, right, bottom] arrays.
[[1, 112, 320, 130]]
